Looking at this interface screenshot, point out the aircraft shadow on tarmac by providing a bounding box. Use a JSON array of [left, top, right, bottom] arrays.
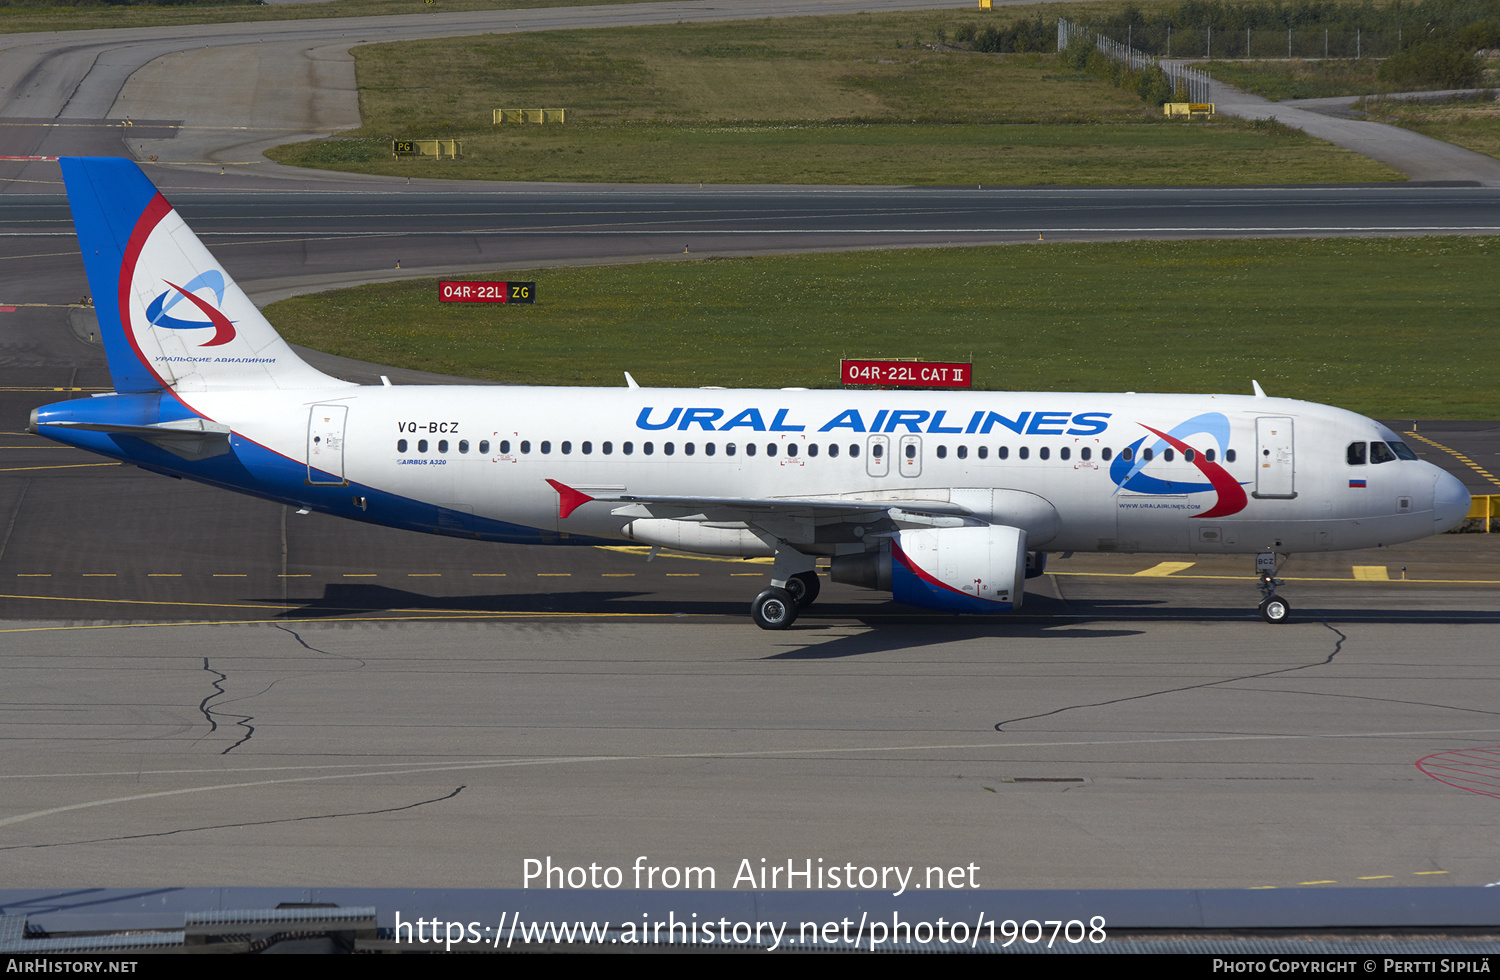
[[260, 585, 1500, 663], [267, 583, 1500, 619]]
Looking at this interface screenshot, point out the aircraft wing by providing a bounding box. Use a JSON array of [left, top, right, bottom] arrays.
[[545, 479, 974, 525]]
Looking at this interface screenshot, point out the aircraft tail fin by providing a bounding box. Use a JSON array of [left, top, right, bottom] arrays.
[[61, 157, 347, 394]]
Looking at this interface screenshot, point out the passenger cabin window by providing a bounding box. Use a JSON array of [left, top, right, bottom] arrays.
[[1347, 442, 1367, 465], [808, 444, 818, 457], [786, 444, 797, 457], [1059, 447, 1069, 461], [603, 441, 613, 454], [540, 441, 551, 454], [1080, 447, 1091, 461], [438, 439, 449, 453], [480, 440, 490, 454], [957, 446, 967, 460], [1162, 449, 1174, 462], [936, 446, 948, 459], [560, 441, 571, 454], [397, 439, 408, 453], [1101, 447, 1113, 461], [459, 440, 469, 454], [419, 439, 429, 453], [1121, 447, 1133, 461], [872, 444, 883, 459], [1225, 449, 1236, 462], [978, 446, 988, 459], [1018, 446, 1029, 460], [998, 446, 1009, 460], [1039, 447, 1049, 460], [849, 444, 859, 458]]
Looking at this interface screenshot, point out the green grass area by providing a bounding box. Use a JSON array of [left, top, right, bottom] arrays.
[[278, 119, 1394, 185], [266, 10, 1398, 185], [1202, 59, 1386, 101], [266, 238, 1499, 419], [1205, 56, 1500, 101], [0, 0, 654, 33], [1361, 91, 1500, 161]]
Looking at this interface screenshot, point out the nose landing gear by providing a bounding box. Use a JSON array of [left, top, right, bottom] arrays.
[[1256, 552, 1290, 623]]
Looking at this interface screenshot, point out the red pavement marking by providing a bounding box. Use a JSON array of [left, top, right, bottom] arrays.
[[1417, 746, 1500, 799]]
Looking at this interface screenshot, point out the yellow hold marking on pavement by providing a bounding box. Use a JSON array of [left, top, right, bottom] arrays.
[[1134, 561, 1196, 577]]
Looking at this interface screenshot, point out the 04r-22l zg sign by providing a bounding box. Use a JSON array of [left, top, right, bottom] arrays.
[[439, 281, 536, 304]]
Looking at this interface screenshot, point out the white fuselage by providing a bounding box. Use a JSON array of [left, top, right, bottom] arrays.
[[188, 385, 1464, 557]]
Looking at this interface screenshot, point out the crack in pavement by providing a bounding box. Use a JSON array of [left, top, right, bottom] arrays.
[[196, 657, 254, 754], [0, 785, 465, 851], [993, 621, 1349, 731], [193, 627, 367, 755]]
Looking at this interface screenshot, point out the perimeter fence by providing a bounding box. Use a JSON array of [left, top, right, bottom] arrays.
[[1057, 19, 1213, 103], [1063, 20, 1405, 60]]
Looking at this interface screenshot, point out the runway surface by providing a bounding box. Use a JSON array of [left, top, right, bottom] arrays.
[[4, 608, 1500, 890]]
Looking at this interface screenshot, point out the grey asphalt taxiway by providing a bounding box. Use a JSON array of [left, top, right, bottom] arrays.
[[2, 4, 1500, 899]]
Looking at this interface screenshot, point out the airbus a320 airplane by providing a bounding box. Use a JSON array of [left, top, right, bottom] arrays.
[[30, 158, 1471, 628]]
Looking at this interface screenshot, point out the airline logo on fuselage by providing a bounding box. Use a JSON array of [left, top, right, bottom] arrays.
[[635, 407, 1111, 436], [1110, 412, 1248, 518], [143, 270, 237, 347]]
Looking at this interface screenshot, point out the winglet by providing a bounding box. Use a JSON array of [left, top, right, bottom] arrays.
[[546, 478, 595, 519], [1251, 380, 1267, 398], [624, 371, 639, 389]]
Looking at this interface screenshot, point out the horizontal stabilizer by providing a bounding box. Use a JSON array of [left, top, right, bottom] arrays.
[[43, 418, 232, 460]]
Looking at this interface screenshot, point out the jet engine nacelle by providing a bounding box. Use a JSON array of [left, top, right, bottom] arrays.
[[831, 525, 1027, 613]]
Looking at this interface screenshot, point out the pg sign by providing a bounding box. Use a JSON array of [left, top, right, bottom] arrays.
[[841, 360, 972, 389], [439, 281, 535, 304]]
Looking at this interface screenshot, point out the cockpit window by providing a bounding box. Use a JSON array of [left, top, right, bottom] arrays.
[[1370, 441, 1397, 464], [1347, 442, 1367, 465], [1389, 441, 1419, 461]]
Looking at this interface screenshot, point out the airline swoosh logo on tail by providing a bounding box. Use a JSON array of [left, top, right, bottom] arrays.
[[144, 271, 236, 347]]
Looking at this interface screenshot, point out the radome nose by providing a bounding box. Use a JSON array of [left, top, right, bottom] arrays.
[[1433, 469, 1471, 533]]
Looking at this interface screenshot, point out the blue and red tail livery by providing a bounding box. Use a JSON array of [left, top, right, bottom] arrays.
[[61, 157, 338, 396]]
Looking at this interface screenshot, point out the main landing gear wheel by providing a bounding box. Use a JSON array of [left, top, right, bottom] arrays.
[[1258, 595, 1290, 624], [784, 571, 821, 609], [751, 587, 798, 630]]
